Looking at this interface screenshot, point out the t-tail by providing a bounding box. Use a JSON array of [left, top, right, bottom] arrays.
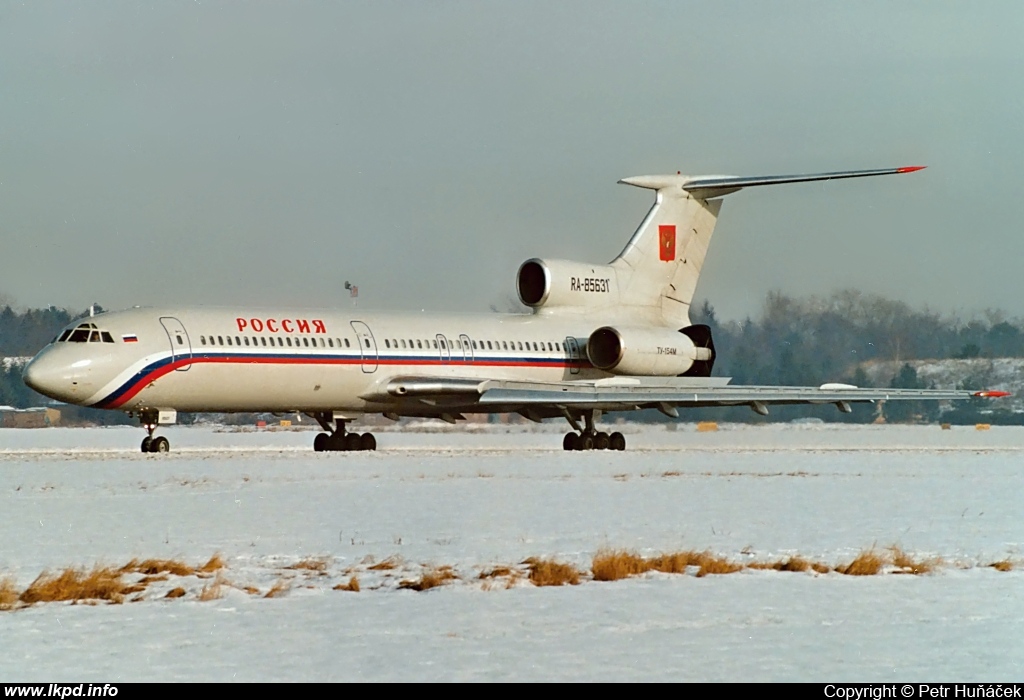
[[610, 166, 926, 326], [516, 166, 925, 327]]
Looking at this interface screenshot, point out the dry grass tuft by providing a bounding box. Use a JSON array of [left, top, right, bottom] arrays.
[[695, 554, 743, 577], [0, 577, 20, 610], [165, 587, 186, 599], [889, 547, 936, 575], [524, 558, 581, 587], [811, 562, 832, 574], [198, 554, 225, 573], [264, 579, 291, 598], [399, 566, 458, 592], [19, 566, 131, 605], [125, 558, 194, 577], [837, 550, 886, 576], [649, 550, 710, 574], [591, 549, 652, 581], [367, 556, 401, 571], [747, 556, 815, 573], [479, 566, 514, 579], [333, 576, 360, 592], [990, 560, 1014, 572], [197, 575, 224, 601], [286, 557, 329, 573]]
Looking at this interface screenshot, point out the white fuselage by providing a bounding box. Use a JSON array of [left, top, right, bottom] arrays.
[[23, 306, 611, 416]]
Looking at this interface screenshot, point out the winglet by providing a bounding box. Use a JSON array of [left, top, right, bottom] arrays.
[[897, 166, 927, 173], [974, 390, 1011, 398]]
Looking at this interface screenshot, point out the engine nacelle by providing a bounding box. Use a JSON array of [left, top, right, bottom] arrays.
[[587, 325, 716, 376], [517, 258, 621, 310]]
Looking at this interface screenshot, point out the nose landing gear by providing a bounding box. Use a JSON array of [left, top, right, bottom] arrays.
[[561, 410, 626, 451], [310, 413, 376, 452], [138, 410, 171, 453]]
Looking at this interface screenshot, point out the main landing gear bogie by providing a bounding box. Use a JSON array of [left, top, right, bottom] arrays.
[[562, 430, 626, 451], [562, 409, 626, 451], [312, 431, 377, 452], [310, 412, 376, 452]]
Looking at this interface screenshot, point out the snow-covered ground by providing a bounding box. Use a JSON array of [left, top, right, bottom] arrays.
[[1, 423, 1022, 681]]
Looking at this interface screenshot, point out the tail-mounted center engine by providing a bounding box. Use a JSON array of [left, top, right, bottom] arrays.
[[586, 324, 716, 377], [517, 258, 621, 311]]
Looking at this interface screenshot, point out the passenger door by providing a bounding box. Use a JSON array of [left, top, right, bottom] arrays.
[[160, 317, 192, 372], [350, 321, 378, 373]]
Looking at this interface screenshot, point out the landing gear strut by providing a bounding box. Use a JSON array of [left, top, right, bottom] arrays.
[[310, 413, 376, 452], [562, 410, 626, 451], [138, 410, 170, 453]]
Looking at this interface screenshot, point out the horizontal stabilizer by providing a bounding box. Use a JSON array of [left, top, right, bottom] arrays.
[[620, 166, 925, 199]]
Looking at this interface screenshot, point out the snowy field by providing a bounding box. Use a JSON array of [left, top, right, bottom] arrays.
[[1, 423, 1022, 682]]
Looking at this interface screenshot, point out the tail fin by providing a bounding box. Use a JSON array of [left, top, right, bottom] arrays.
[[610, 166, 925, 326]]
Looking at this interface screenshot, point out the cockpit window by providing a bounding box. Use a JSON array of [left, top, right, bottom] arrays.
[[59, 322, 116, 343]]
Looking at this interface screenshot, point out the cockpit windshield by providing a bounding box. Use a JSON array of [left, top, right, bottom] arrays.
[[56, 323, 115, 344]]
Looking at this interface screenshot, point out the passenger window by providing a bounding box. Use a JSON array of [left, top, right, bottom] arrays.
[[226, 337, 233, 346], [261, 337, 267, 347], [302, 338, 308, 347], [363, 339, 370, 348], [242, 337, 248, 346], [101, 331, 114, 343], [235, 336, 240, 345], [344, 339, 350, 348], [408, 339, 413, 347], [502, 341, 508, 350], [417, 340, 423, 349], [385, 340, 390, 348], [517, 342, 523, 350], [328, 338, 334, 348], [200, 336, 207, 346], [487, 341, 493, 350], [400, 339, 406, 349], [472, 340, 478, 349], [218, 336, 224, 345], [287, 338, 293, 347]]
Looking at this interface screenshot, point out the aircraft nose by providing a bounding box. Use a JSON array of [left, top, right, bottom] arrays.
[[22, 353, 86, 403]]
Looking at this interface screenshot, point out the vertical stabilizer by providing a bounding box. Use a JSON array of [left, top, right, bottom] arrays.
[[611, 175, 721, 326]]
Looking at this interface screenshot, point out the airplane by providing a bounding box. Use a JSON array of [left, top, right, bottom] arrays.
[[22, 165, 1009, 453]]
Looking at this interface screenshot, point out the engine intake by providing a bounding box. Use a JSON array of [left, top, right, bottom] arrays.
[[516, 258, 620, 310]]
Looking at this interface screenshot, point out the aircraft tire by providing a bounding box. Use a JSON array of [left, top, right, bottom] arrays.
[[579, 434, 595, 451], [141, 437, 152, 453], [562, 432, 578, 451], [343, 433, 362, 451], [313, 433, 329, 452], [151, 436, 170, 453], [610, 432, 626, 451], [359, 433, 377, 451], [595, 432, 611, 450]]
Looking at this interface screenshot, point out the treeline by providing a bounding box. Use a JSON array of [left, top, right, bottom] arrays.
[[687, 290, 1024, 424]]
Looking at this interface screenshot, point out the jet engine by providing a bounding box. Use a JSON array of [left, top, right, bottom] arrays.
[[517, 258, 621, 310], [586, 324, 716, 377]]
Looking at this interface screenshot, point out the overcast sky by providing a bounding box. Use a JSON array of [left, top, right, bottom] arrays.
[[2, 1, 1022, 321]]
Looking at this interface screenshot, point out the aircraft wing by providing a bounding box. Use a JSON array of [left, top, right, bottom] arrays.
[[372, 375, 1007, 417]]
